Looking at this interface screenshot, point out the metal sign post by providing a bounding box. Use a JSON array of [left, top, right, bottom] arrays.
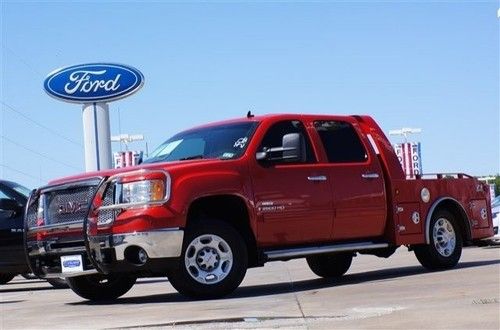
[[82, 103, 112, 171]]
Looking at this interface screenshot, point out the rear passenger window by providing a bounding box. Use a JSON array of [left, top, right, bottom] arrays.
[[314, 121, 367, 163]]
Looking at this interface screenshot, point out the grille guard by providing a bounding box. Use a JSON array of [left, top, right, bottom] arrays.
[[23, 170, 171, 278], [23, 177, 105, 277]]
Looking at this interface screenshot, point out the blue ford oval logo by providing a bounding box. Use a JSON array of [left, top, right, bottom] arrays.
[[63, 260, 81, 268], [44, 63, 144, 103]]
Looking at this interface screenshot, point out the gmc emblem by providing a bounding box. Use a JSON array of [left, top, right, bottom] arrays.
[[57, 201, 87, 215]]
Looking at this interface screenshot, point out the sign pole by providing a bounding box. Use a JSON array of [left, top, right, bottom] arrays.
[[82, 102, 112, 171]]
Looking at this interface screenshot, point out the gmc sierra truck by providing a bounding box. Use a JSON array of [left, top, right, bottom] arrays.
[[24, 114, 494, 301]]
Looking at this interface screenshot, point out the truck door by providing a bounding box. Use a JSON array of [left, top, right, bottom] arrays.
[[313, 120, 387, 240], [251, 120, 333, 246]]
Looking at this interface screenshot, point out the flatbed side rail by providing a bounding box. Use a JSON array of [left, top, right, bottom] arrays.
[[414, 173, 474, 180]]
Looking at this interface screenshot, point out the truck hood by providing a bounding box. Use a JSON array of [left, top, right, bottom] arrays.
[[48, 159, 225, 186]]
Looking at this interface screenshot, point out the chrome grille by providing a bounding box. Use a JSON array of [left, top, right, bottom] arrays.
[[98, 184, 116, 225], [44, 185, 98, 225]]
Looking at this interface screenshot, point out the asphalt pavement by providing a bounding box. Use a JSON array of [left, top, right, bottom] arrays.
[[1, 246, 499, 329]]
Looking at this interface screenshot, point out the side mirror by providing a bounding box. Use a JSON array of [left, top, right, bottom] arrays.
[[282, 132, 305, 162], [256, 133, 305, 162], [0, 198, 23, 218]]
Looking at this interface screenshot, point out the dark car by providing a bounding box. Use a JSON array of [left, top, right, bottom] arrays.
[[0, 180, 66, 288]]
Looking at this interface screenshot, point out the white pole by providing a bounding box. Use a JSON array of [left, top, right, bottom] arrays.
[[82, 103, 112, 171]]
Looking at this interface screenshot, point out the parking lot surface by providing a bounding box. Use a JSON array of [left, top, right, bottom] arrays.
[[1, 246, 499, 329]]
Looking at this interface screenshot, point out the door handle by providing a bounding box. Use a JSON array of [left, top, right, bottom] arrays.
[[307, 175, 327, 182], [361, 173, 380, 179]]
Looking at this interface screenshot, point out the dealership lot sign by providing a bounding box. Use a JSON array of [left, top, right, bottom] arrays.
[[44, 63, 144, 171], [44, 63, 144, 103]]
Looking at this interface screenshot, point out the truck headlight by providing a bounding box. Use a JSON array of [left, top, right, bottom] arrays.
[[119, 180, 166, 204]]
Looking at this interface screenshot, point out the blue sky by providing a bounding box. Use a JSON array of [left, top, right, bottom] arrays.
[[1, 1, 499, 189]]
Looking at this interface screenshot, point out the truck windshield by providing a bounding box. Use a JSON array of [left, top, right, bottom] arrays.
[[143, 122, 259, 163]]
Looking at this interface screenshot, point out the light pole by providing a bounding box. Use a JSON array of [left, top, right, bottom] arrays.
[[111, 134, 144, 151], [388, 127, 422, 142], [111, 134, 145, 168]]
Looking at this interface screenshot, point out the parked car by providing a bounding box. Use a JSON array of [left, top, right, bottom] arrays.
[[0, 180, 67, 288]]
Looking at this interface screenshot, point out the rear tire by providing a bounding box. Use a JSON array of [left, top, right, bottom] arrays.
[[0, 274, 15, 284], [306, 253, 353, 278], [46, 277, 69, 289], [167, 219, 248, 299], [414, 209, 463, 270], [66, 274, 136, 301]]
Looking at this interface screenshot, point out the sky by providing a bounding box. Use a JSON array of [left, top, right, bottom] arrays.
[[0, 0, 499, 189]]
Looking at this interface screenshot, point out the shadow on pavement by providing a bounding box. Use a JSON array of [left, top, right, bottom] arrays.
[[0, 286, 54, 294], [68, 258, 500, 306], [0, 300, 26, 304], [9, 280, 45, 285]]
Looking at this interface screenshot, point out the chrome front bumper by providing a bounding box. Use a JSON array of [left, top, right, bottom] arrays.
[[91, 228, 184, 261], [27, 228, 184, 278]]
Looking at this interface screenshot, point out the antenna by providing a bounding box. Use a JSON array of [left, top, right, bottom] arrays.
[[247, 111, 254, 118]]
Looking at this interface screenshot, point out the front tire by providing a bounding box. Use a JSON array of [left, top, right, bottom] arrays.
[[306, 253, 353, 278], [414, 209, 463, 270], [0, 274, 15, 284], [167, 219, 248, 299], [66, 274, 136, 301]]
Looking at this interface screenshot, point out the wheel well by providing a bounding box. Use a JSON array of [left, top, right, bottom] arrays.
[[428, 199, 472, 244], [186, 195, 259, 267]]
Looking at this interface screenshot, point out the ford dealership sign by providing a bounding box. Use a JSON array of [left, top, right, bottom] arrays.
[[44, 63, 144, 103]]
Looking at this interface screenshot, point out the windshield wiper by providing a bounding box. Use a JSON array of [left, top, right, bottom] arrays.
[[178, 155, 204, 161]]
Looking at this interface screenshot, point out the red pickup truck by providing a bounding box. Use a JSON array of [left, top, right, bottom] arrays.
[[24, 114, 493, 301]]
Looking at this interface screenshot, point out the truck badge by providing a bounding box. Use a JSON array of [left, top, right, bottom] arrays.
[[58, 201, 86, 215]]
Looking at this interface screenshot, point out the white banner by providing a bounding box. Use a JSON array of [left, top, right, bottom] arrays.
[[394, 142, 422, 178]]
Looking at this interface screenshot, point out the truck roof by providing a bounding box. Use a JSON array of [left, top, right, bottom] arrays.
[[186, 113, 363, 131]]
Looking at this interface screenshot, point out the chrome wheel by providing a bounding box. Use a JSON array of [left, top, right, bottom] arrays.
[[432, 217, 456, 257], [185, 234, 233, 285]]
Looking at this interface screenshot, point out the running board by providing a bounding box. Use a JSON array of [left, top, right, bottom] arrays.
[[264, 242, 389, 261]]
